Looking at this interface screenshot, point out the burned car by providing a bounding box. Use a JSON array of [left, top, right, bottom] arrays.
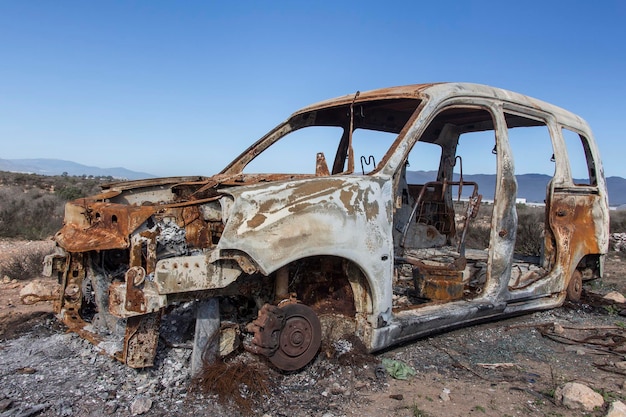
[[44, 83, 609, 372]]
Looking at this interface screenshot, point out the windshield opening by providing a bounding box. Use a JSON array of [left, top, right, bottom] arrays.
[[232, 98, 422, 176]]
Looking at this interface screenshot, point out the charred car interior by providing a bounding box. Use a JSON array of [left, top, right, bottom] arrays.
[[43, 83, 609, 372]]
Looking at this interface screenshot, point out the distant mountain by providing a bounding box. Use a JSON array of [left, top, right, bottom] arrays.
[[3, 159, 625, 206], [407, 170, 626, 207], [606, 176, 626, 206], [0, 158, 155, 180]]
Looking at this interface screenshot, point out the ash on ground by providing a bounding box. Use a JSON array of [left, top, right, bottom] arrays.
[[0, 303, 387, 417], [2, 278, 626, 417]]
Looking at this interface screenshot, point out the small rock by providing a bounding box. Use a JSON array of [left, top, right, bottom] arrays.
[[2, 276, 10, 284], [553, 323, 565, 335], [604, 291, 626, 304], [105, 401, 118, 415], [607, 400, 626, 417], [330, 383, 346, 395], [554, 382, 604, 411], [0, 398, 13, 411], [576, 349, 586, 355], [389, 394, 404, 400], [616, 362, 626, 370], [332, 339, 353, 356], [354, 382, 368, 390], [15, 367, 36, 374], [440, 387, 451, 402], [130, 396, 152, 415]]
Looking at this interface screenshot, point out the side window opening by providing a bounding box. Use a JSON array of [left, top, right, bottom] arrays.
[[507, 125, 556, 181], [562, 128, 597, 186]]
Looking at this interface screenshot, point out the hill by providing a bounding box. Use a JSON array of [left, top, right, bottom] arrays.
[[2, 158, 625, 206], [0, 158, 154, 180]]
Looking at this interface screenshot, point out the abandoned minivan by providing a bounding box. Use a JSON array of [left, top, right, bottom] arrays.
[[44, 83, 609, 372]]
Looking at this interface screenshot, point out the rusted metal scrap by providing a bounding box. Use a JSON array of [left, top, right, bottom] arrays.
[[537, 322, 626, 356]]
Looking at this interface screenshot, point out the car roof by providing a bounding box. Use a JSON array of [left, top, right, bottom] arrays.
[[292, 82, 589, 131]]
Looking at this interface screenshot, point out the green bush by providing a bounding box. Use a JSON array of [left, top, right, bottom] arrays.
[[57, 185, 85, 201]]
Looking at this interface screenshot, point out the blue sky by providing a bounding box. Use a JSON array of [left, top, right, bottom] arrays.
[[1, 1, 625, 178]]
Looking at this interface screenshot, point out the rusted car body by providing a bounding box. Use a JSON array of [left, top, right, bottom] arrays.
[[44, 83, 609, 371]]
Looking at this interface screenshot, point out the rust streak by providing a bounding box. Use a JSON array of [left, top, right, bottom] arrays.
[[247, 213, 267, 228]]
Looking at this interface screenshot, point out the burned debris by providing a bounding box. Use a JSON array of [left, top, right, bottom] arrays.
[[39, 83, 608, 373]]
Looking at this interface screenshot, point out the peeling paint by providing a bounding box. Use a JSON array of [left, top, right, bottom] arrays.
[[247, 213, 267, 228]]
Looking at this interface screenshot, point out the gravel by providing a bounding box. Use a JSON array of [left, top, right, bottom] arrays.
[[1, 303, 622, 417]]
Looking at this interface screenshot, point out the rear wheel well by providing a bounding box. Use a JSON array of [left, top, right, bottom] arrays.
[[576, 253, 603, 280]]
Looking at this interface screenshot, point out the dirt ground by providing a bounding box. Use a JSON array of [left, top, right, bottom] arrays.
[[2, 240, 626, 417]]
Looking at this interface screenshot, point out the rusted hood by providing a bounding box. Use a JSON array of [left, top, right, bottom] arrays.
[[54, 173, 310, 253], [55, 200, 158, 252]]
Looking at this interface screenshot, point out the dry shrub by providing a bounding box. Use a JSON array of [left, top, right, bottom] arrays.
[[515, 206, 544, 256], [0, 186, 63, 239], [190, 360, 273, 413], [0, 248, 49, 280], [0, 171, 104, 240], [611, 210, 626, 234], [460, 202, 493, 250], [464, 225, 491, 250], [465, 204, 545, 256]]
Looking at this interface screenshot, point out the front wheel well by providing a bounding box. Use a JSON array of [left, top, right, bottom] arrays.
[[275, 255, 373, 318], [272, 255, 374, 350]]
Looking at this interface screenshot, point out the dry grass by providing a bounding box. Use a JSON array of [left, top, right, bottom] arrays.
[[190, 360, 273, 413]]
